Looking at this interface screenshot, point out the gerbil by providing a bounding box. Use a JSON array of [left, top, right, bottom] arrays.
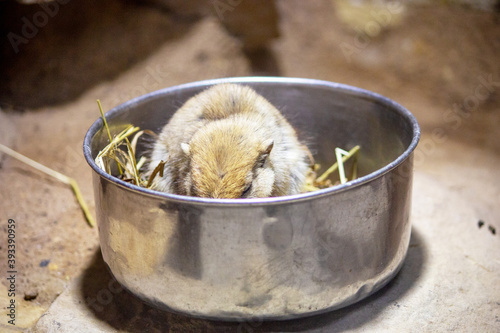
[[148, 83, 311, 199]]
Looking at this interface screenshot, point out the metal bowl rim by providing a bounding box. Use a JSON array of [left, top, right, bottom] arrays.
[[83, 76, 420, 206]]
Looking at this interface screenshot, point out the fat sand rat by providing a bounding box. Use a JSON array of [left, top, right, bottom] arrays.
[[148, 83, 311, 199]]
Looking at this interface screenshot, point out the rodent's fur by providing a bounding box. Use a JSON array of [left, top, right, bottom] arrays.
[[148, 83, 310, 198]]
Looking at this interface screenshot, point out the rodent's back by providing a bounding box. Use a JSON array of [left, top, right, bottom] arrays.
[[149, 83, 310, 198]]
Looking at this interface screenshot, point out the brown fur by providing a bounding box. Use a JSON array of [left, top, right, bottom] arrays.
[[148, 83, 310, 198]]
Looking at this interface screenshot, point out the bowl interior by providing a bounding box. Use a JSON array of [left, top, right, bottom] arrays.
[[88, 78, 417, 190]]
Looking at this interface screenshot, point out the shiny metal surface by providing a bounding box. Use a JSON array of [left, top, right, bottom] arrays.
[[83, 77, 420, 321]]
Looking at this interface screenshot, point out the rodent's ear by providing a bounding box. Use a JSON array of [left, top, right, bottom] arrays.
[[180, 143, 190, 156], [257, 139, 274, 168], [261, 139, 274, 155]]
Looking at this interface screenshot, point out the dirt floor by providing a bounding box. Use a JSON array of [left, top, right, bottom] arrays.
[[0, 0, 499, 331]]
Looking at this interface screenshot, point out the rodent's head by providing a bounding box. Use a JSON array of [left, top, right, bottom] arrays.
[[180, 119, 275, 199]]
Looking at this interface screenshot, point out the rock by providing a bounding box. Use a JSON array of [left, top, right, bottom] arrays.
[[24, 291, 39, 301]]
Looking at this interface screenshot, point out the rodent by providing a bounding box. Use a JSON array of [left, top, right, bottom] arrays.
[[148, 83, 311, 199]]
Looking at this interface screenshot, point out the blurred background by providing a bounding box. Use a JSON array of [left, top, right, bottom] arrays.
[[0, 0, 499, 331]]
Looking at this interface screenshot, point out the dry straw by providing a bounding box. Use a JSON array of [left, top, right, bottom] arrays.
[[95, 100, 162, 188], [95, 99, 361, 195], [0, 143, 96, 227], [303, 145, 360, 192]]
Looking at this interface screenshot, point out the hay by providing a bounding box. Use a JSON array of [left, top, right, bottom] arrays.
[[303, 145, 360, 192], [95, 100, 162, 189], [95, 100, 361, 196], [0, 143, 96, 227]]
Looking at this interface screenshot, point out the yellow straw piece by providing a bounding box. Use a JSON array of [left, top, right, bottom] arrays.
[[97, 99, 124, 175], [0, 143, 96, 227], [316, 145, 360, 183], [97, 99, 113, 143], [335, 147, 350, 184]]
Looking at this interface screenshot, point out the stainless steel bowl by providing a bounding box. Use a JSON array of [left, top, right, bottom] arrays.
[[83, 77, 420, 321]]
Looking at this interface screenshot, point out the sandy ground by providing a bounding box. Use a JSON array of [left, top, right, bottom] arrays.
[[0, 0, 499, 331]]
